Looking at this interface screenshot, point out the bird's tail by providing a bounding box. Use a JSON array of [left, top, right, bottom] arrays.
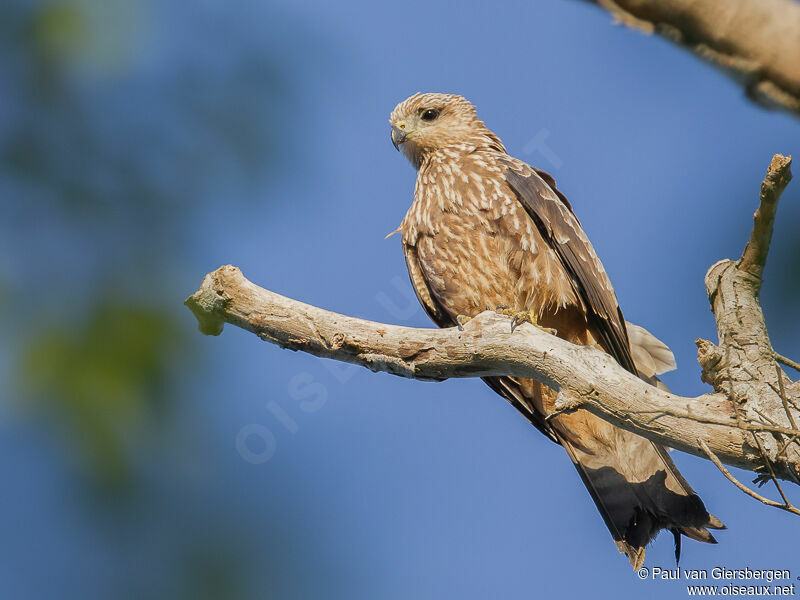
[[557, 429, 725, 569]]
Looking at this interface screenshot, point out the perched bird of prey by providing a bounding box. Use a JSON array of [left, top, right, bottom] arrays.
[[389, 92, 723, 568]]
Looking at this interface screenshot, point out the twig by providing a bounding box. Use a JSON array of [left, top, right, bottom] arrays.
[[751, 432, 793, 508], [699, 439, 800, 516], [185, 264, 800, 483], [753, 407, 779, 427], [775, 352, 800, 374], [776, 364, 799, 432], [740, 154, 793, 280], [700, 153, 799, 486], [777, 435, 800, 459], [186, 155, 800, 507]]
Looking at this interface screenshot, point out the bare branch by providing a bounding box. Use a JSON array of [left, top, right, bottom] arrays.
[[699, 439, 800, 516], [580, 0, 800, 119], [185, 155, 799, 508], [740, 154, 793, 280], [775, 352, 800, 375], [185, 262, 800, 483], [698, 155, 800, 489]]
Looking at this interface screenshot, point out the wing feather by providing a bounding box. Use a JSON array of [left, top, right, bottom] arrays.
[[502, 163, 637, 374], [402, 240, 559, 442], [402, 242, 452, 328]]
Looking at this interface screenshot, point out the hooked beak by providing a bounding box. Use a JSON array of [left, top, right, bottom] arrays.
[[390, 126, 408, 151]]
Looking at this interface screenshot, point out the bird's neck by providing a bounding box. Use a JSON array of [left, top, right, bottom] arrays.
[[414, 130, 506, 172]]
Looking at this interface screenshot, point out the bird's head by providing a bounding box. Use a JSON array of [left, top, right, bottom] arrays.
[[389, 92, 504, 168]]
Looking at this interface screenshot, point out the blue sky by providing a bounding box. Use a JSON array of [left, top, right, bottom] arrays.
[[3, 0, 799, 598]]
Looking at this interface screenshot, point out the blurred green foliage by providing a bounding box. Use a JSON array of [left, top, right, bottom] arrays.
[[1, 0, 287, 488], [20, 301, 184, 485], [1, 2, 794, 598], [0, 0, 305, 596], [31, 1, 86, 65]]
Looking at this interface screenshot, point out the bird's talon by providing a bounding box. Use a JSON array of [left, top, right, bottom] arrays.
[[497, 308, 551, 334], [456, 315, 472, 331]]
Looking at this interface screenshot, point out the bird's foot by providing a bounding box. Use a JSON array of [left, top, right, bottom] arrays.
[[456, 314, 473, 331], [495, 307, 556, 334]]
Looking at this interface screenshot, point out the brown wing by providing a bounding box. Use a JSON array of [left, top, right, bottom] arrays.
[[402, 241, 559, 442], [402, 242, 452, 329], [502, 162, 637, 374]]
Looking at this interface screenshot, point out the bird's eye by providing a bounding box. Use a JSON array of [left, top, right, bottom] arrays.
[[420, 109, 439, 121]]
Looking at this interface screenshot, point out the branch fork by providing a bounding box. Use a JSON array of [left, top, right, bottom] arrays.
[[186, 155, 799, 511]]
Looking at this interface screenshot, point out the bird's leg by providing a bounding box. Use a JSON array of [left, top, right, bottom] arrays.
[[456, 314, 472, 331], [495, 306, 557, 334], [509, 309, 539, 333]]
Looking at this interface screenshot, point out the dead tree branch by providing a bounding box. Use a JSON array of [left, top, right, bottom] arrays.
[[699, 439, 800, 516], [580, 0, 800, 119], [185, 155, 799, 501], [695, 154, 800, 504]]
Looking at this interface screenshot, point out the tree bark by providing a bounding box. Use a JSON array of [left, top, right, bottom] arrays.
[[185, 155, 799, 504], [580, 0, 800, 118]]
